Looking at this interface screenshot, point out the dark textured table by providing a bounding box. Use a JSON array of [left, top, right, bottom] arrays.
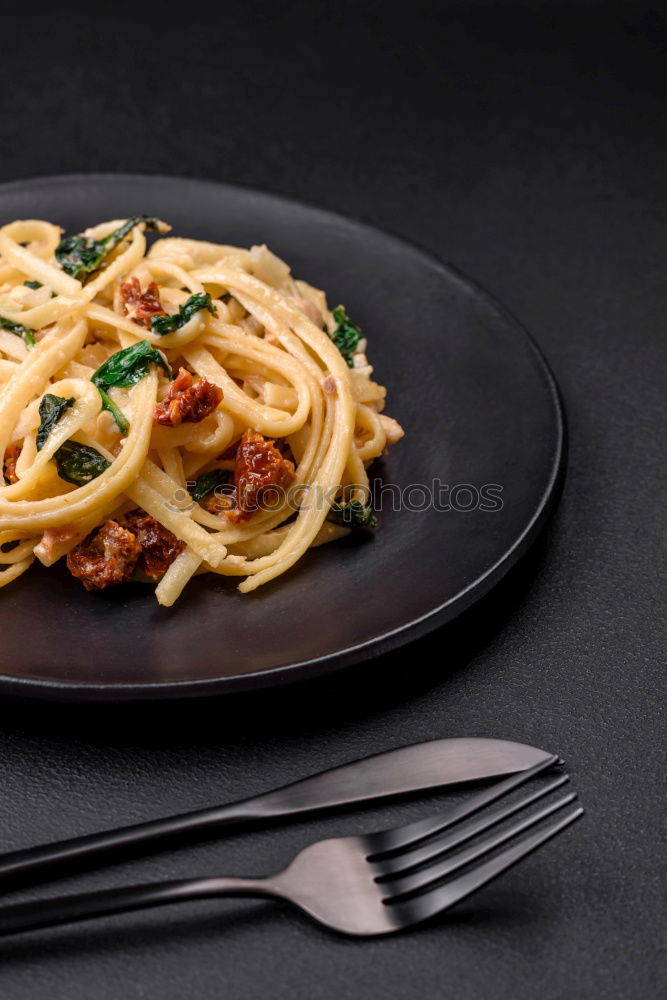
[[0, 4, 664, 998]]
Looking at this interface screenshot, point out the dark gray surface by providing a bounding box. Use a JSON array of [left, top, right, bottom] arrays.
[[0, 2, 664, 998]]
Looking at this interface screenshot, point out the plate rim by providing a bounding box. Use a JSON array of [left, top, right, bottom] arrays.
[[0, 172, 566, 702]]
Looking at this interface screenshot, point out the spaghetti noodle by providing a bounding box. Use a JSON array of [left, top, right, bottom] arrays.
[[0, 217, 404, 605]]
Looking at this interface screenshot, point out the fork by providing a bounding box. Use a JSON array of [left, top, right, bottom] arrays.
[[0, 756, 582, 938]]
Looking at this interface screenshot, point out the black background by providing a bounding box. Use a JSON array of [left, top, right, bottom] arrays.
[[0, 2, 665, 998]]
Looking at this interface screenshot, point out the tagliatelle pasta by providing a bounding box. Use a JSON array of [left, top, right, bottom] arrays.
[[0, 217, 404, 605]]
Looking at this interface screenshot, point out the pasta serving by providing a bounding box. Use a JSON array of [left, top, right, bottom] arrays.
[[0, 216, 404, 606]]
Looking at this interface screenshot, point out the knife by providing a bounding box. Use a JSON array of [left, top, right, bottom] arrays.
[[0, 737, 555, 891]]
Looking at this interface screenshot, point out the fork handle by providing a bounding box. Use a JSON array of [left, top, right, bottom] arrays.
[[0, 875, 277, 937]]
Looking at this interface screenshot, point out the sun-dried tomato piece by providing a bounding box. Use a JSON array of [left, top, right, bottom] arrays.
[[66, 520, 141, 591], [226, 430, 295, 523], [154, 367, 223, 426], [3, 443, 21, 484], [120, 277, 166, 328], [66, 509, 184, 591], [118, 510, 185, 579], [119, 510, 185, 579]]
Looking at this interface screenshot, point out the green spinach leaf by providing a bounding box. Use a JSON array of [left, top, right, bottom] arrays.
[[55, 216, 165, 282], [23, 279, 56, 298], [54, 441, 110, 486], [327, 499, 377, 528], [36, 394, 75, 450], [151, 292, 216, 336], [188, 469, 229, 503], [0, 314, 36, 348], [92, 340, 172, 435], [329, 305, 363, 367]]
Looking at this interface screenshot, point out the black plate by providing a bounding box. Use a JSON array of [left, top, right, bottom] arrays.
[[0, 174, 564, 701]]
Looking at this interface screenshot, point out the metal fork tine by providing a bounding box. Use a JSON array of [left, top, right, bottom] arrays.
[[375, 772, 570, 878], [387, 805, 584, 927], [366, 754, 560, 858], [381, 791, 577, 896]]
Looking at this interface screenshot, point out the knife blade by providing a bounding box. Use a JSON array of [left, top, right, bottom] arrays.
[[249, 737, 555, 815], [0, 737, 555, 891]]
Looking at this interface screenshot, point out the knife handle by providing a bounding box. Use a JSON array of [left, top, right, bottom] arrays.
[[0, 761, 377, 889], [0, 799, 266, 890]]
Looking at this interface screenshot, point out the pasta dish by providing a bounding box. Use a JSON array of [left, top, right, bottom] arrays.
[[0, 216, 404, 605]]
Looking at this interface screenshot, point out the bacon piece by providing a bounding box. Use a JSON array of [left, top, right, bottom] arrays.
[[226, 429, 295, 523], [119, 510, 185, 579], [201, 491, 233, 515], [66, 521, 141, 591], [120, 277, 166, 328], [379, 413, 405, 446], [154, 367, 223, 427], [36, 524, 81, 564], [3, 443, 21, 484], [285, 294, 323, 328]]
